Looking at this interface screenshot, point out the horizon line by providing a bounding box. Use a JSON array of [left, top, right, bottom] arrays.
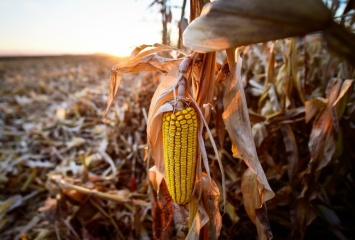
[[0, 50, 129, 58]]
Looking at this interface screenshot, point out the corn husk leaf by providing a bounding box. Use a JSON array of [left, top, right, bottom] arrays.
[[146, 66, 181, 188], [183, 0, 331, 52], [149, 166, 221, 239], [190, 52, 217, 114], [201, 173, 222, 239], [146, 55, 226, 238], [146, 54, 226, 199], [150, 172, 175, 239], [187, 173, 221, 240], [103, 44, 186, 117], [147, 73, 222, 199]]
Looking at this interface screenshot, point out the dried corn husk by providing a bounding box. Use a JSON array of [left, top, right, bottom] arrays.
[[147, 60, 224, 198], [147, 56, 225, 239], [103, 44, 186, 117]]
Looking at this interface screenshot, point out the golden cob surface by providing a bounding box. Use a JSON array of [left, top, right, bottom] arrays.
[[162, 106, 198, 205]]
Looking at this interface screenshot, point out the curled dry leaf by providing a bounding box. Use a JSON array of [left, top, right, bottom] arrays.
[[290, 38, 307, 104], [200, 174, 222, 240], [223, 49, 274, 238], [183, 0, 355, 65], [189, 52, 217, 118], [149, 167, 222, 239], [241, 168, 273, 240], [103, 44, 186, 117], [280, 124, 298, 182], [275, 56, 291, 109], [187, 173, 221, 240], [292, 199, 317, 239], [223, 49, 274, 200], [308, 78, 354, 171], [305, 97, 326, 123], [252, 122, 267, 148], [183, 0, 331, 52]]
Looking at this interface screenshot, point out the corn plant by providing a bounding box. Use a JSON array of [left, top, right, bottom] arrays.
[[104, 0, 355, 239]]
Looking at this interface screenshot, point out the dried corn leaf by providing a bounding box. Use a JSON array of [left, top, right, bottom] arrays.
[[186, 202, 210, 240], [187, 174, 221, 240], [183, 0, 331, 52], [200, 174, 222, 240], [305, 97, 326, 123], [149, 166, 221, 239], [292, 199, 317, 239], [241, 168, 272, 240], [129, 43, 186, 61], [275, 46, 292, 109], [252, 122, 267, 148], [103, 44, 185, 117], [290, 38, 306, 104], [280, 124, 298, 182], [190, 52, 216, 117], [223, 49, 274, 239], [151, 180, 175, 239], [308, 79, 353, 171], [333, 79, 354, 121], [223, 49, 274, 202]]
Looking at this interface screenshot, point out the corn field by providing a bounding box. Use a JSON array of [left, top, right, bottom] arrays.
[[1, 0, 355, 239]]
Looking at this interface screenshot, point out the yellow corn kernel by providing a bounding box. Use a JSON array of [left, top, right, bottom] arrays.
[[162, 106, 198, 205]]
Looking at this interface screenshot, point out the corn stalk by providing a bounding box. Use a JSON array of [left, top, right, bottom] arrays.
[[104, 0, 355, 239]]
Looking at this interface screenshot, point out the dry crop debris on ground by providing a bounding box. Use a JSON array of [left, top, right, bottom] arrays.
[[0, 55, 159, 239], [0, 37, 354, 240]]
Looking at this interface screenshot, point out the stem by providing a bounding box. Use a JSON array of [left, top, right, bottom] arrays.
[[178, 0, 187, 49], [176, 53, 195, 109], [161, 0, 168, 45], [176, 76, 186, 109]]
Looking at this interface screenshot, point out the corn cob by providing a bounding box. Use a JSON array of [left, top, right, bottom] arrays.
[[162, 106, 198, 205]]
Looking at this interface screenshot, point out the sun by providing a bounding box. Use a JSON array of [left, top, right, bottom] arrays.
[[99, 44, 136, 58], [91, 21, 162, 58]]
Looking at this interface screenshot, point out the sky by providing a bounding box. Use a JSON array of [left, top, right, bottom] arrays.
[[0, 0, 187, 57]]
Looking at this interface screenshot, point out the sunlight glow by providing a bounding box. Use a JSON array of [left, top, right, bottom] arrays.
[[0, 0, 167, 57], [94, 21, 162, 57]]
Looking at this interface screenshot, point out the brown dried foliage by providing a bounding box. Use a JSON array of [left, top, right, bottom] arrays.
[[1, 1, 355, 239], [0, 55, 158, 239]]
